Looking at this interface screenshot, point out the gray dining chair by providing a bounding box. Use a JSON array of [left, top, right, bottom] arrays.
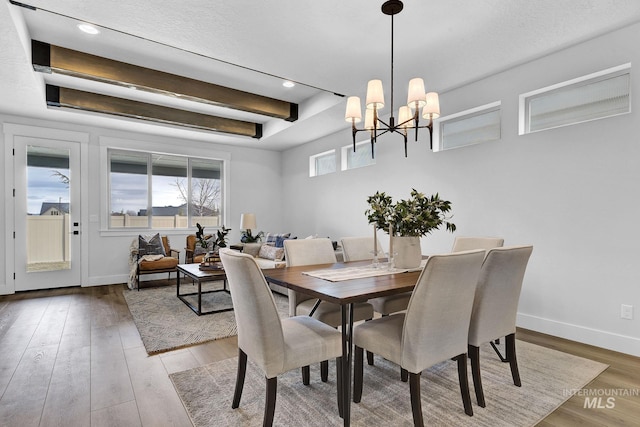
[[452, 236, 504, 252], [340, 236, 385, 262], [368, 236, 504, 321], [219, 249, 343, 427], [284, 238, 374, 382], [467, 245, 533, 408], [353, 250, 486, 426]]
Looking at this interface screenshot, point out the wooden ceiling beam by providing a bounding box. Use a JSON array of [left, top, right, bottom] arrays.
[[46, 85, 262, 138], [32, 40, 298, 122]]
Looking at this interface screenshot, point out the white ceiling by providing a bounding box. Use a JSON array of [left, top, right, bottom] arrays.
[[2, 0, 640, 151]]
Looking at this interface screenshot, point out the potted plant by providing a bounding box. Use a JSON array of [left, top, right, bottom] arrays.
[[240, 229, 264, 243], [365, 189, 456, 268], [196, 223, 231, 262]]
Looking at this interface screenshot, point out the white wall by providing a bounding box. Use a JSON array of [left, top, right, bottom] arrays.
[[1, 114, 283, 290], [281, 23, 640, 356]]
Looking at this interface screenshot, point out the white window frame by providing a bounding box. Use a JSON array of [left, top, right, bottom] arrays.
[[99, 136, 230, 236], [519, 63, 631, 135], [341, 140, 376, 171], [309, 149, 336, 177], [433, 101, 502, 152]]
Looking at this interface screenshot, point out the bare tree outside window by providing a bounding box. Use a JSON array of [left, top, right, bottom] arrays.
[[173, 177, 221, 217]]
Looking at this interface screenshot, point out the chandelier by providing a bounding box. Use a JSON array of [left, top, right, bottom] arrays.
[[344, 0, 441, 158]]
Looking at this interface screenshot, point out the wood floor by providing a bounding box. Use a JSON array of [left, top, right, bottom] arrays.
[[0, 283, 638, 426]]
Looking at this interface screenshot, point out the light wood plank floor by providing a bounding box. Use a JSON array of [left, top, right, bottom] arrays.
[[0, 283, 638, 426]]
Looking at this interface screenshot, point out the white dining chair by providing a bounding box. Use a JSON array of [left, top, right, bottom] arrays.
[[452, 236, 504, 252], [340, 236, 385, 262], [467, 245, 533, 407], [219, 249, 343, 426], [284, 238, 374, 382], [352, 249, 485, 426]]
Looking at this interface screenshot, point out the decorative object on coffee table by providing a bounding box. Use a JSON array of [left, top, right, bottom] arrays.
[[194, 222, 231, 269], [365, 189, 456, 268]]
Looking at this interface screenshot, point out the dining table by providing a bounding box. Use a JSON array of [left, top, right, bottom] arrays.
[[263, 260, 423, 427]]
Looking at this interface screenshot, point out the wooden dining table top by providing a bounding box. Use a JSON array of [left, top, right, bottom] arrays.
[[263, 261, 422, 305]]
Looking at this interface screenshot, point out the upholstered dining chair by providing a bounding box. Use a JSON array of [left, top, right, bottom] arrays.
[[467, 245, 533, 408], [340, 236, 385, 262], [219, 249, 343, 427], [353, 250, 486, 426], [452, 236, 504, 252], [284, 238, 374, 381]]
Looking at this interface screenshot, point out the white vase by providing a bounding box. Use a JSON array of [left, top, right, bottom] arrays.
[[392, 236, 422, 269]]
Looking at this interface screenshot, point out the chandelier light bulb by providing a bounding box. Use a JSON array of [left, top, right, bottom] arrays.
[[407, 78, 426, 109], [345, 96, 363, 122], [365, 79, 385, 110]]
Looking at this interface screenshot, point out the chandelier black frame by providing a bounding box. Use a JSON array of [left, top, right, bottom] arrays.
[[345, 0, 441, 158]]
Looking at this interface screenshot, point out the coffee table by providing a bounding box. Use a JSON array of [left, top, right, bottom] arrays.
[[176, 263, 233, 316]]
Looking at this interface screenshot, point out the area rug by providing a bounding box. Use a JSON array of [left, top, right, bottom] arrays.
[[170, 340, 607, 426], [123, 283, 289, 355]]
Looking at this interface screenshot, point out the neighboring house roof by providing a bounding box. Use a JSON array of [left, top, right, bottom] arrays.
[[40, 202, 70, 215], [138, 204, 216, 216]]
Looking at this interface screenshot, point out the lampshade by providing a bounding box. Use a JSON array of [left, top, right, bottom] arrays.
[[407, 78, 426, 108], [365, 79, 385, 110], [398, 105, 414, 128], [422, 92, 440, 119], [345, 96, 362, 122], [364, 108, 375, 130], [240, 213, 257, 230]]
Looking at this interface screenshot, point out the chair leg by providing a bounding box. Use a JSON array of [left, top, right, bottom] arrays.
[[401, 368, 408, 382], [468, 344, 485, 407], [321, 360, 328, 382], [506, 333, 521, 387], [353, 346, 364, 403], [366, 351, 374, 366], [409, 372, 424, 427], [264, 377, 277, 427], [302, 366, 310, 385], [455, 353, 474, 416], [232, 349, 247, 409]]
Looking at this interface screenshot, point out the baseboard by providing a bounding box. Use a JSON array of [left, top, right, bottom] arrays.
[[88, 274, 128, 287], [517, 312, 640, 357]]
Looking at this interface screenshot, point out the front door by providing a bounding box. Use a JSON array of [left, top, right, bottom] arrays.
[[13, 136, 81, 291]]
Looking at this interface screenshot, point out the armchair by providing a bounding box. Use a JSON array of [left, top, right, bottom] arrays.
[[133, 234, 180, 290], [185, 234, 212, 264]]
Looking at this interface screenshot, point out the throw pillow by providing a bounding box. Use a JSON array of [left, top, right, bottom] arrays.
[[275, 235, 297, 248], [258, 244, 285, 261], [193, 236, 215, 256], [138, 233, 166, 256], [265, 232, 290, 246], [242, 243, 262, 257]]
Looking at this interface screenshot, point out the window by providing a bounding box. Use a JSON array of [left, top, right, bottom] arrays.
[[434, 101, 501, 152], [309, 149, 336, 177], [519, 63, 630, 134], [108, 149, 223, 229], [341, 140, 376, 171]]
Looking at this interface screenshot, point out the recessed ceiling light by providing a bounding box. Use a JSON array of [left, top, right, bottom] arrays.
[[282, 80, 295, 88], [77, 23, 100, 35]]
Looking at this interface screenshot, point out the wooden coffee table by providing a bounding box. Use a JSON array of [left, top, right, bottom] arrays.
[[176, 263, 233, 316]]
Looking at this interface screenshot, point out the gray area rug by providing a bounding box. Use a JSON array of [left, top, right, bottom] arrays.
[[170, 340, 607, 426], [123, 283, 289, 354]]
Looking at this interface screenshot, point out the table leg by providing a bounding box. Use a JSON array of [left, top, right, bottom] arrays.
[[198, 280, 202, 315], [341, 303, 354, 426], [177, 271, 181, 296]]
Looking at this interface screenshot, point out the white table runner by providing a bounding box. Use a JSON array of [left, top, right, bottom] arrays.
[[303, 259, 427, 282]]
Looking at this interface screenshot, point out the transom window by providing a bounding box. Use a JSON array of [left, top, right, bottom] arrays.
[[341, 140, 376, 171], [434, 101, 501, 152], [309, 149, 336, 177], [519, 63, 631, 134], [108, 149, 224, 229]]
